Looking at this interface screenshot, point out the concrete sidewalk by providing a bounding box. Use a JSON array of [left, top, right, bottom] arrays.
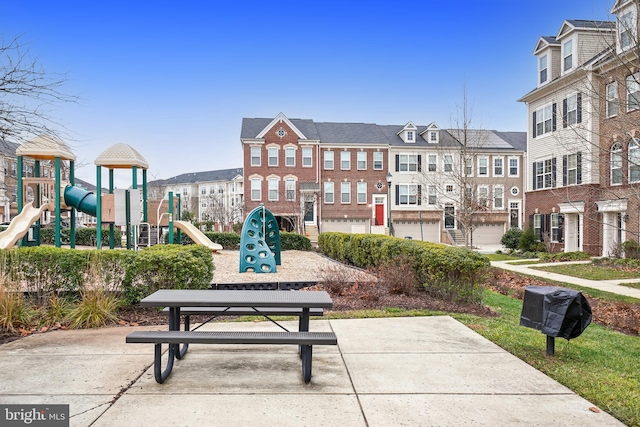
[[492, 259, 640, 299], [0, 317, 623, 426]]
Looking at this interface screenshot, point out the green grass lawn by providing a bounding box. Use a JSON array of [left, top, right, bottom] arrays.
[[506, 260, 542, 265], [532, 263, 640, 280], [484, 253, 522, 261], [619, 282, 640, 290]]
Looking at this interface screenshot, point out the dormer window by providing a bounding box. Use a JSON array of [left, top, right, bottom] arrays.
[[430, 131, 437, 142], [407, 131, 414, 142], [563, 39, 573, 72], [539, 54, 548, 84], [619, 10, 634, 50]]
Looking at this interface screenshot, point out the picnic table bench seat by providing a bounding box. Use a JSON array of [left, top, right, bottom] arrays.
[[126, 330, 337, 383]]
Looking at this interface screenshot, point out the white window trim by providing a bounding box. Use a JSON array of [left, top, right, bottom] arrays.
[[428, 154, 438, 172], [398, 183, 420, 206], [427, 185, 437, 205], [443, 154, 453, 173], [324, 181, 334, 204], [477, 156, 489, 177], [340, 151, 351, 170], [508, 157, 519, 177], [539, 54, 548, 85], [493, 156, 504, 177], [611, 143, 623, 185], [493, 185, 504, 210], [373, 152, 383, 170], [563, 38, 574, 73], [567, 153, 579, 186], [250, 146, 261, 167], [629, 143, 640, 184], [284, 146, 296, 167], [250, 178, 262, 201], [285, 179, 296, 201], [341, 181, 351, 204], [399, 153, 418, 172], [606, 81, 619, 118], [268, 147, 279, 167], [477, 185, 489, 208], [535, 103, 554, 137], [324, 151, 334, 170], [302, 147, 313, 168], [356, 182, 367, 204], [464, 156, 473, 177], [357, 151, 367, 170], [268, 178, 279, 201], [627, 72, 639, 112]]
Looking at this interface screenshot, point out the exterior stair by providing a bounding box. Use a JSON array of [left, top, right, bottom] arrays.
[[447, 229, 466, 246], [305, 225, 319, 243]]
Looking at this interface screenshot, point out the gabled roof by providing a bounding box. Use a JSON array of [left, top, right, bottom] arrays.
[[150, 168, 244, 186], [611, 0, 634, 13], [241, 116, 525, 151], [557, 20, 616, 39], [0, 139, 20, 156], [255, 112, 308, 139], [534, 36, 560, 55]]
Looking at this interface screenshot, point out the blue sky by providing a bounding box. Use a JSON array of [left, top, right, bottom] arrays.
[[1, 0, 615, 188]]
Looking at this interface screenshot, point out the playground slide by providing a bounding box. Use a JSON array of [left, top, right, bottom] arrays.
[[0, 202, 49, 249], [173, 220, 223, 251]]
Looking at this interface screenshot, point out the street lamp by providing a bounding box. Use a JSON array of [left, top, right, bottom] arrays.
[[386, 172, 393, 236]]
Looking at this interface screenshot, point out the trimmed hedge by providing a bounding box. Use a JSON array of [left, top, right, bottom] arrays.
[[0, 245, 214, 305], [318, 232, 490, 303], [41, 227, 123, 247], [175, 229, 311, 251]]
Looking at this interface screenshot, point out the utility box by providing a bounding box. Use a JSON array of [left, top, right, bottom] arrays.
[[520, 286, 592, 355]]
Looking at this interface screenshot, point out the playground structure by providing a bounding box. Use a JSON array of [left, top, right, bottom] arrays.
[[0, 136, 221, 251], [239, 204, 281, 273]]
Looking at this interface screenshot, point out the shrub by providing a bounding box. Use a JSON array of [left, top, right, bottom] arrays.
[[122, 245, 214, 304], [41, 227, 122, 247], [374, 254, 420, 296], [500, 228, 522, 250], [518, 229, 538, 252], [538, 251, 590, 262], [623, 240, 640, 259], [280, 232, 312, 251], [0, 286, 35, 332]]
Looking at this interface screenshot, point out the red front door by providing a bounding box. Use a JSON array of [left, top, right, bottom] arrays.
[[375, 203, 385, 226]]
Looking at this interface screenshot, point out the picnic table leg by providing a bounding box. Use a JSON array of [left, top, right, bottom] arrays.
[[301, 344, 313, 383], [169, 307, 189, 360], [154, 342, 175, 384], [299, 307, 310, 357]]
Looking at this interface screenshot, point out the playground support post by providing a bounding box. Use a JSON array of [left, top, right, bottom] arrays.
[[96, 165, 102, 249], [69, 160, 75, 248], [168, 192, 174, 244]]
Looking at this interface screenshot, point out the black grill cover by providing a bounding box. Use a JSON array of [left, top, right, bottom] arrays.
[[520, 286, 592, 340]]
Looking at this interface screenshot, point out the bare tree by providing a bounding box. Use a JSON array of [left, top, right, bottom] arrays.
[[0, 36, 77, 143], [417, 89, 510, 248], [201, 191, 243, 232]]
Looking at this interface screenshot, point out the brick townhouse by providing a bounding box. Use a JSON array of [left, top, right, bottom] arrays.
[[519, 1, 640, 256]]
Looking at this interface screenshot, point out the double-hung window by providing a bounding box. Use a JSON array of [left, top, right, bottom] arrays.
[[563, 39, 573, 72], [493, 186, 503, 209], [302, 147, 312, 167], [251, 178, 261, 201], [285, 179, 296, 201], [464, 156, 473, 176], [268, 147, 278, 166], [443, 154, 453, 172], [285, 147, 295, 166], [534, 214, 543, 241], [620, 11, 634, 50], [478, 157, 488, 176], [399, 154, 418, 172], [534, 158, 555, 189], [535, 105, 553, 136], [509, 157, 519, 176], [606, 82, 619, 117], [250, 147, 261, 166], [493, 157, 503, 176], [341, 182, 351, 203], [357, 152, 367, 170], [611, 143, 623, 185], [539, 54, 548, 84], [566, 153, 578, 185], [324, 182, 334, 203], [341, 151, 351, 170], [428, 154, 437, 172], [629, 142, 640, 183], [551, 213, 561, 242], [428, 185, 437, 205], [627, 73, 639, 112], [268, 178, 278, 201], [398, 184, 419, 205], [324, 151, 334, 170], [356, 182, 367, 204], [478, 186, 489, 208], [565, 94, 578, 126], [373, 152, 383, 170]]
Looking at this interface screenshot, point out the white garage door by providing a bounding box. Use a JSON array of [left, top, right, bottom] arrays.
[[472, 223, 505, 245], [393, 220, 440, 243], [322, 219, 369, 234]]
